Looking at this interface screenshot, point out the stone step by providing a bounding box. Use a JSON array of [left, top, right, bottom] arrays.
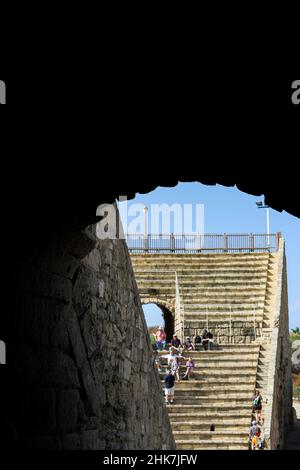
[[169, 389, 256, 397], [169, 397, 253, 406], [172, 422, 251, 434], [132, 254, 270, 261], [135, 273, 269, 281], [173, 430, 249, 440], [159, 346, 263, 352], [161, 356, 262, 363], [160, 355, 261, 362], [167, 404, 252, 412], [163, 377, 256, 386], [134, 267, 269, 274], [169, 383, 256, 391], [160, 371, 257, 379], [138, 280, 267, 288], [184, 317, 264, 323], [175, 441, 249, 450], [132, 258, 270, 265], [159, 361, 258, 368], [184, 310, 264, 315], [168, 409, 251, 420], [160, 361, 258, 369], [183, 304, 264, 311], [159, 350, 260, 357], [179, 293, 266, 300], [181, 298, 266, 305], [171, 420, 251, 430]]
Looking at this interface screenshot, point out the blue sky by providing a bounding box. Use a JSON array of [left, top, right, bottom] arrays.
[[118, 182, 300, 330]]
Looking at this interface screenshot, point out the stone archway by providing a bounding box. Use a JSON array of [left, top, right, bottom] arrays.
[[3, 171, 299, 450], [141, 298, 175, 343]]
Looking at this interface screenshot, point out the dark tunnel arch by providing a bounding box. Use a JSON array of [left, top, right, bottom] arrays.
[[9, 173, 299, 261]]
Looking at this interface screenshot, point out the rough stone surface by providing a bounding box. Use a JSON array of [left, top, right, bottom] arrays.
[[3, 223, 175, 450], [264, 239, 293, 450]]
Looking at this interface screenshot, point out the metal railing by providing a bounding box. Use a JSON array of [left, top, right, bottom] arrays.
[[126, 233, 281, 253], [175, 271, 184, 341], [183, 303, 261, 344]]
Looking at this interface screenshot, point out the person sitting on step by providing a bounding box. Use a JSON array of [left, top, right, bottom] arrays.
[[170, 334, 181, 349], [193, 334, 202, 351], [202, 329, 214, 351], [155, 326, 167, 351], [183, 336, 194, 351], [182, 357, 195, 380]]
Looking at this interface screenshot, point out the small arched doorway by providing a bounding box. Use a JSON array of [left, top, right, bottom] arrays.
[[142, 302, 174, 343]]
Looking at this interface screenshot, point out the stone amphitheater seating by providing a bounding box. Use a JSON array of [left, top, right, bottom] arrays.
[[131, 251, 279, 450]]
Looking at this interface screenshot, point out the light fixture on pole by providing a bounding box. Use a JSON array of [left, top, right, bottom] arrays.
[[144, 206, 148, 250], [256, 200, 270, 248]]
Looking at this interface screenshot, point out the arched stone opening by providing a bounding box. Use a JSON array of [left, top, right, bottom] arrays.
[[142, 301, 175, 343], [3, 173, 299, 450]]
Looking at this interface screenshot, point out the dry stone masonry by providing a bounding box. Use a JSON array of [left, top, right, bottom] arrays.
[[5, 224, 175, 450]]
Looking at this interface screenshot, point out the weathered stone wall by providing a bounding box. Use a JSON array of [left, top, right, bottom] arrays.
[[4, 223, 175, 450], [264, 239, 293, 449], [184, 322, 262, 344]]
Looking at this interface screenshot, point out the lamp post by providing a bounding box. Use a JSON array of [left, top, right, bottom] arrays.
[[144, 206, 148, 251], [256, 201, 270, 249]]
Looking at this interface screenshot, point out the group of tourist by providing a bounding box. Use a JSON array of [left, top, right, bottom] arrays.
[[154, 327, 265, 447], [249, 390, 264, 450], [163, 355, 195, 405], [154, 327, 214, 352], [154, 327, 213, 406]]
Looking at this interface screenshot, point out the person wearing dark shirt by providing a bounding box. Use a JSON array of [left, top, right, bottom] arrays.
[[164, 370, 176, 405], [202, 329, 214, 350], [252, 390, 263, 422], [183, 337, 195, 351], [193, 334, 202, 351], [249, 421, 261, 450], [170, 335, 181, 349]]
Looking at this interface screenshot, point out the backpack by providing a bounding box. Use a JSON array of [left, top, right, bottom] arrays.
[[253, 396, 260, 407], [195, 335, 201, 343]]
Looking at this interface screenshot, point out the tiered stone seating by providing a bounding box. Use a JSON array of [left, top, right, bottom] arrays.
[[130, 251, 278, 449], [157, 345, 259, 450]]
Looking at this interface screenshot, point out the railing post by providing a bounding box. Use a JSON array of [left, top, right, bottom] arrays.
[[144, 234, 149, 252], [170, 233, 175, 253], [276, 232, 281, 251], [249, 233, 254, 252], [223, 234, 228, 253]]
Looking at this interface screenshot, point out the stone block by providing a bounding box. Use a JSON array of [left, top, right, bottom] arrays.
[[63, 305, 87, 368], [56, 389, 81, 433], [61, 433, 82, 450], [82, 430, 101, 450], [35, 435, 61, 450], [78, 360, 101, 415], [80, 307, 104, 358], [35, 349, 80, 389]]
